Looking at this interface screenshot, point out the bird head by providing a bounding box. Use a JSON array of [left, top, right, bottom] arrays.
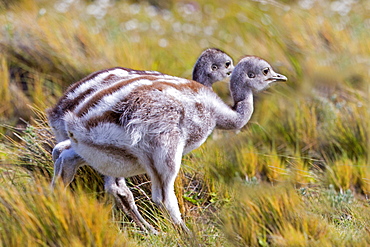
[[231, 56, 287, 93], [193, 48, 234, 87]]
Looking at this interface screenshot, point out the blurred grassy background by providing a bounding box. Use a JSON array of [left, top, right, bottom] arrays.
[[0, 0, 369, 246]]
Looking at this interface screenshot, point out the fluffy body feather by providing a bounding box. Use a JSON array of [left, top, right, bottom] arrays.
[[62, 56, 287, 232], [48, 68, 165, 142], [48, 49, 234, 233]]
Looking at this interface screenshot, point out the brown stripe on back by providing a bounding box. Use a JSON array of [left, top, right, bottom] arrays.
[[63, 67, 128, 96], [101, 73, 119, 85], [159, 80, 204, 92], [68, 73, 122, 109], [55, 67, 164, 109], [61, 87, 95, 113], [48, 67, 171, 121], [83, 110, 122, 129], [80, 79, 200, 130], [48, 67, 129, 118], [135, 79, 205, 94], [76, 75, 160, 117], [124, 67, 167, 76]]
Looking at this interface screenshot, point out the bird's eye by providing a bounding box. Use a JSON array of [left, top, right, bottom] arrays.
[[211, 64, 218, 71], [225, 61, 231, 68], [248, 72, 255, 78], [262, 67, 269, 76]]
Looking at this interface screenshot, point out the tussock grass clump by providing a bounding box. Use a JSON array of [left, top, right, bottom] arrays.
[[0, 176, 133, 247], [223, 184, 370, 247], [223, 184, 329, 246], [0, 109, 105, 193], [259, 150, 287, 183], [1, 113, 54, 176], [326, 158, 370, 194]]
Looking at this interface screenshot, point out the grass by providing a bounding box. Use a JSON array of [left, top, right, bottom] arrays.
[[0, 175, 135, 247], [0, 0, 369, 246]]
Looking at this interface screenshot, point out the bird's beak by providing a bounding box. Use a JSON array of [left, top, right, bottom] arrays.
[[268, 72, 287, 82]]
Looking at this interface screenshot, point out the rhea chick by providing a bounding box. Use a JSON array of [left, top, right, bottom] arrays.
[[62, 56, 287, 233], [48, 49, 234, 233]]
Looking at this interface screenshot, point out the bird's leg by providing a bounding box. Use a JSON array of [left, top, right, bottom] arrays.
[[104, 176, 158, 234], [151, 174, 190, 233], [148, 139, 190, 233]]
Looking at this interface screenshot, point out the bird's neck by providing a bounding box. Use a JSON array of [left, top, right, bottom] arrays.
[[214, 87, 254, 130], [192, 69, 212, 87], [232, 88, 254, 128]]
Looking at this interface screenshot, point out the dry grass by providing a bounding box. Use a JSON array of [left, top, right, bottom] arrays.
[[0, 174, 135, 247], [0, 0, 369, 246]]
